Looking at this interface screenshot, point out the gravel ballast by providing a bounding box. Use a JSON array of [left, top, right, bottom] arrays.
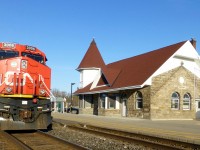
[[47, 122, 151, 150]]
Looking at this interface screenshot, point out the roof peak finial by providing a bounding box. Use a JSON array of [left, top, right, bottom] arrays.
[[190, 38, 196, 49], [91, 37, 96, 44]]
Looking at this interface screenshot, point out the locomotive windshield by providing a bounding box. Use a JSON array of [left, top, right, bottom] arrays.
[[22, 52, 45, 64], [0, 50, 19, 60]]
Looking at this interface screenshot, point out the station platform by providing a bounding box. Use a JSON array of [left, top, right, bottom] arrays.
[[52, 112, 200, 145]]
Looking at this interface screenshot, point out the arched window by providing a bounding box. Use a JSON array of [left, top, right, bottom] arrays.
[[183, 93, 191, 110], [171, 92, 179, 110], [136, 91, 143, 109]]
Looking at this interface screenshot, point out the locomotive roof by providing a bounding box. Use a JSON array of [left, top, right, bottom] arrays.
[[0, 42, 46, 56]]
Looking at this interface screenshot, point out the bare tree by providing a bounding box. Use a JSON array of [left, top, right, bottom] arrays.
[[51, 88, 68, 97], [51, 88, 79, 107]]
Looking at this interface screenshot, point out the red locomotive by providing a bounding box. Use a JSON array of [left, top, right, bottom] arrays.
[[0, 42, 52, 130]]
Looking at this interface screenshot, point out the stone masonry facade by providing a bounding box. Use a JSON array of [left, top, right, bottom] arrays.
[[150, 66, 199, 119], [79, 66, 200, 119]]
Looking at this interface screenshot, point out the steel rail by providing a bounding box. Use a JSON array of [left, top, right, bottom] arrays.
[[37, 130, 89, 150], [6, 130, 89, 150], [0, 130, 32, 150]]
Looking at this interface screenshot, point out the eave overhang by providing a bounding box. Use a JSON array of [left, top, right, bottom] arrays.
[[75, 85, 143, 95], [76, 67, 100, 71]]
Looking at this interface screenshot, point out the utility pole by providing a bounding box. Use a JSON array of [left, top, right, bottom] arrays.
[[70, 83, 75, 112]]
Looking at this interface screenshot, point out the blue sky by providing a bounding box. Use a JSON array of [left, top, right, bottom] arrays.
[[1, 0, 200, 93]]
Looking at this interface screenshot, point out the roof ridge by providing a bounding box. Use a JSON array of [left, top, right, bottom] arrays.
[[75, 39, 190, 94], [108, 40, 187, 66]]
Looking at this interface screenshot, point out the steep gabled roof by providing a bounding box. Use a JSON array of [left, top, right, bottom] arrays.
[[107, 41, 186, 88], [75, 40, 187, 94], [77, 39, 105, 70]]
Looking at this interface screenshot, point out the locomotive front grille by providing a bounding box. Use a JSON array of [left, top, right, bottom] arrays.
[[0, 111, 10, 119], [19, 109, 32, 119]]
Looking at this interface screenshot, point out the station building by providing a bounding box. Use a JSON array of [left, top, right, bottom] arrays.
[[74, 39, 200, 120]]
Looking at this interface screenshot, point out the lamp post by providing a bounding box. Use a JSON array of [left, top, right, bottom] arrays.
[[70, 83, 75, 112]]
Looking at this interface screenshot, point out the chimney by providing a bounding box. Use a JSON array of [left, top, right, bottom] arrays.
[[190, 38, 196, 49]]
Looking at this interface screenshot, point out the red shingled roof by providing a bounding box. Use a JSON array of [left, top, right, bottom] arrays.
[[75, 40, 186, 94], [77, 39, 105, 70]]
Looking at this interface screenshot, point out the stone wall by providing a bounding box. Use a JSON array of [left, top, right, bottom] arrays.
[[93, 94, 99, 115], [98, 108, 121, 116], [120, 87, 151, 119], [78, 108, 93, 114], [150, 66, 199, 119], [78, 66, 200, 119], [140, 87, 151, 119]]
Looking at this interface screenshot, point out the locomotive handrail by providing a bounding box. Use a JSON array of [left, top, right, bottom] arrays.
[[0, 81, 5, 86], [39, 74, 56, 101]]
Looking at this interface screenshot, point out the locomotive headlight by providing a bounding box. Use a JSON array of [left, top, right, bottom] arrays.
[[21, 60, 28, 69], [37, 106, 43, 111], [4, 106, 10, 109], [39, 89, 46, 95], [4, 106, 10, 111], [6, 86, 12, 93], [11, 61, 17, 68]]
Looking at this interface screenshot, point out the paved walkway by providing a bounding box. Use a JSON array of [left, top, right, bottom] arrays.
[[52, 112, 200, 145]]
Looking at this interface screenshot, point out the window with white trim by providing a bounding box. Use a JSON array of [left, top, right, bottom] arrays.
[[100, 93, 106, 109], [183, 93, 191, 110], [79, 95, 84, 108], [171, 92, 179, 110], [84, 95, 93, 108], [198, 101, 200, 109], [136, 91, 143, 109], [108, 95, 116, 109]]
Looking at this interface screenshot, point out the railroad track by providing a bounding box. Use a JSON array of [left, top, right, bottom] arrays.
[[0, 130, 88, 150], [67, 123, 200, 150], [0, 130, 25, 150]]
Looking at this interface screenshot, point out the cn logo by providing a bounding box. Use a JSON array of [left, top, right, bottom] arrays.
[[5, 71, 33, 86]]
